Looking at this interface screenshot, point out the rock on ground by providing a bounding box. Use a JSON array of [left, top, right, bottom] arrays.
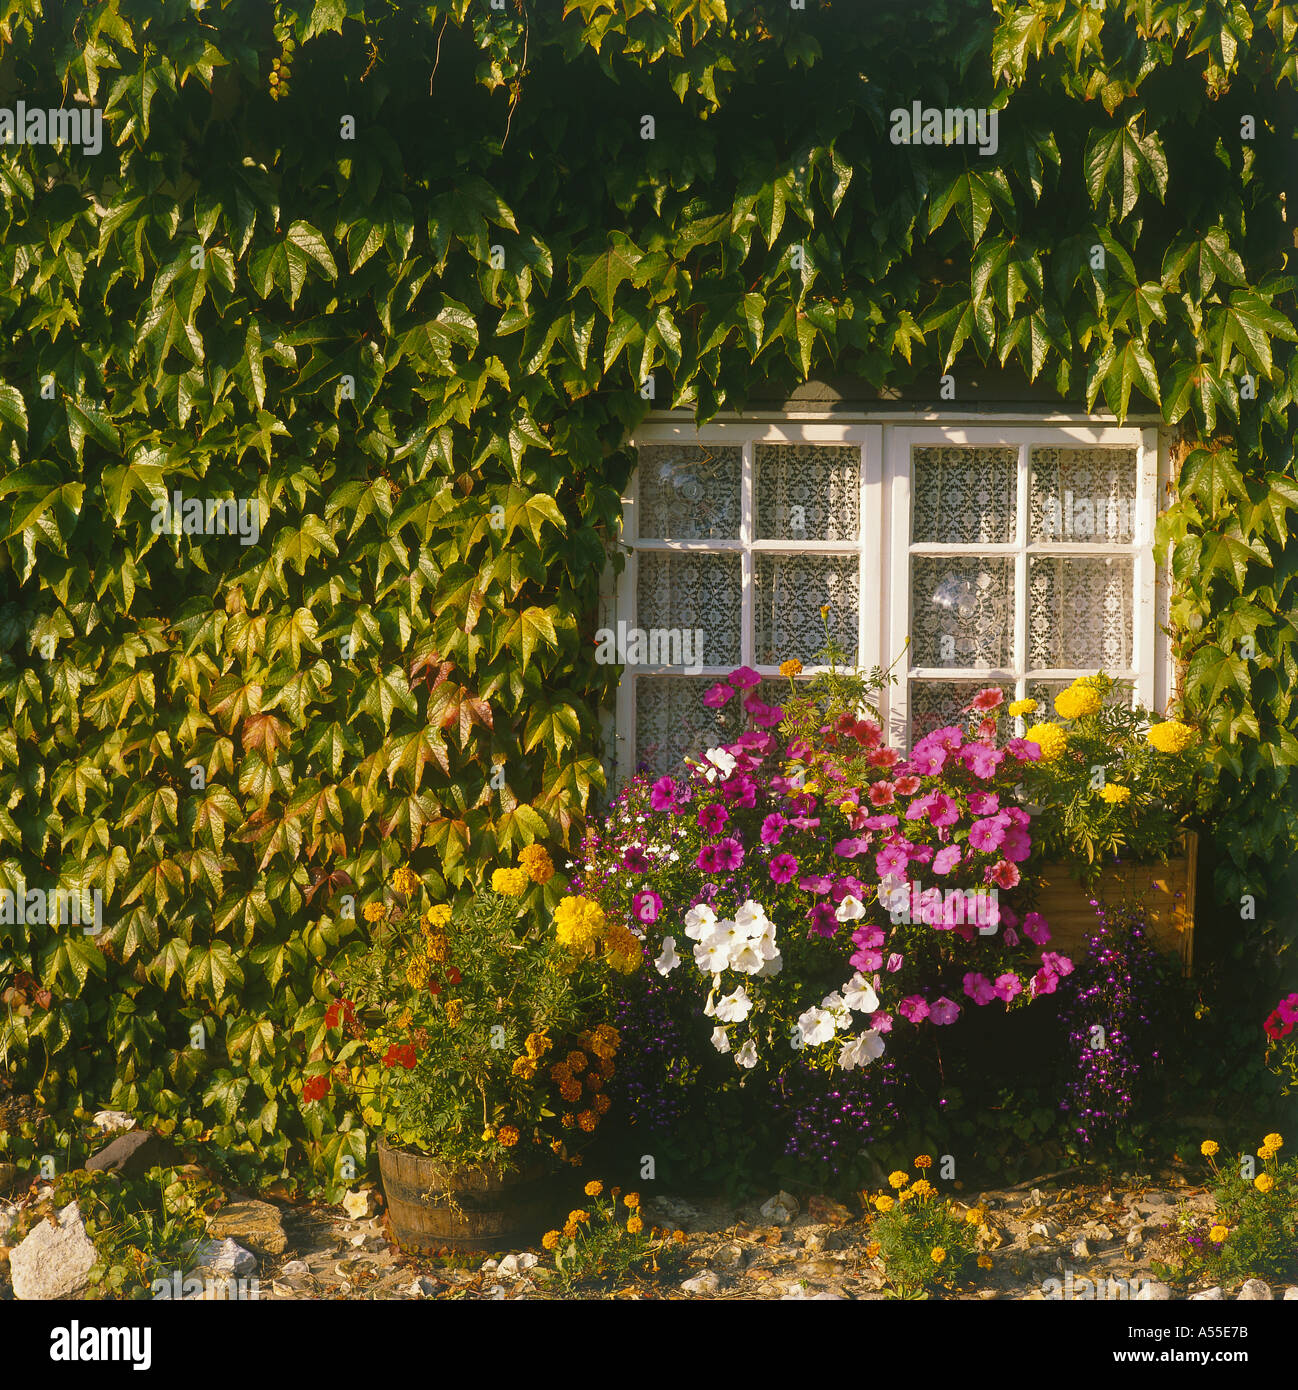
[[10, 1202, 98, 1300], [189, 1237, 257, 1278], [1236, 1279, 1272, 1300], [207, 1199, 287, 1257], [84, 1129, 180, 1179]]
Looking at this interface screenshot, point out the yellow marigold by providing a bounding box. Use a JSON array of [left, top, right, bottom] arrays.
[[1008, 698, 1037, 717], [491, 866, 529, 897], [603, 923, 644, 975], [910, 1179, 934, 1198], [1264, 1132, 1283, 1151], [566, 1050, 588, 1073], [1146, 719, 1194, 754], [497, 1125, 520, 1147], [1054, 686, 1101, 720], [481, 1126, 495, 1141], [1024, 722, 1067, 761], [593, 1093, 611, 1115], [518, 843, 555, 885], [423, 904, 452, 931], [838, 800, 857, 814], [1100, 783, 1132, 805], [553, 895, 606, 956], [525, 1031, 551, 1059], [865, 1241, 881, 1259], [391, 866, 419, 896], [550, 1063, 572, 1084], [561, 1113, 575, 1128], [965, 1207, 984, 1225], [627, 1215, 644, 1235], [874, 1195, 894, 1213], [914, 1154, 933, 1169], [930, 1247, 946, 1264], [779, 658, 803, 678], [511, 1055, 538, 1080], [562, 1220, 579, 1238], [584, 1180, 603, 1197], [820, 604, 830, 620], [445, 999, 464, 1026], [568, 1209, 590, 1225], [888, 1171, 910, 1190], [624, 1193, 640, 1210], [424, 934, 450, 964], [596, 1055, 615, 1079], [405, 956, 432, 988], [550, 1139, 564, 1154], [585, 1072, 603, 1092], [577, 1110, 598, 1132], [1255, 1173, 1275, 1193], [673, 1230, 686, 1243], [1201, 1140, 1219, 1157], [1209, 1225, 1229, 1243], [559, 1079, 582, 1103], [1260, 1144, 1277, 1161], [977, 1254, 994, 1270], [362, 901, 386, 923], [542, 1229, 561, 1251]]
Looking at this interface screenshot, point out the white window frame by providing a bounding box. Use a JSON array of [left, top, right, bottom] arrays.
[[611, 413, 1170, 787]]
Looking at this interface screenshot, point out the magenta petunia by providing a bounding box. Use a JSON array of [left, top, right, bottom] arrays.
[[968, 817, 1005, 853], [702, 682, 735, 708], [886, 952, 904, 973], [696, 844, 722, 873], [760, 813, 787, 845], [631, 890, 662, 925], [697, 803, 729, 835], [649, 776, 681, 812], [769, 853, 799, 884], [861, 814, 899, 831], [960, 742, 1005, 779], [927, 793, 959, 827], [797, 873, 834, 895], [932, 844, 962, 876], [1001, 827, 1032, 862], [745, 697, 785, 728], [851, 924, 886, 949], [875, 845, 909, 877], [833, 836, 870, 859], [898, 995, 930, 1023], [1032, 967, 1059, 997], [905, 792, 936, 821], [622, 847, 650, 873], [850, 948, 883, 972], [909, 746, 946, 776], [929, 997, 960, 1025], [993, 973, 1022, 1002], [962, 972, 997, 1005], [1005, 737, 1041, 762], [807, 903, 839, 938], [716, 836, 744, 871], [728, 665, 762, 689], [830, 875, 865, 904], [1041, 950, 1074, 978], [967, 791, 1000, 815]]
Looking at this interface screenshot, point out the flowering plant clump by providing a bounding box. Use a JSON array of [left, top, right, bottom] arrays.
[[1263, 992, 1298, 1092], [543, 1185, 685, 1287], [579, 657, 1071, 1172], [306, 854, 620, 1172], [867, 1157, 980, 1294], [1157, 1135, 1298, 1286], [1013, 673, 1203, 883]]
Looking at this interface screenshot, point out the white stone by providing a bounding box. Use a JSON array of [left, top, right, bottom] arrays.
[[1135, 1281, 1172, 1300], [1236, 1279, 1272, 1300], [497, 1252, 538, 1277], [1282, 1287, 1298, 1300], [190, 1237, 257, 1277], [0, 1203, 16, 1245], [681, 1270, 721, 1295], [1071, 1238, 1090, 1258], [10, 1202, 98, 1300], [760, 1191, 799, 1225], [711, 1241, 747, 1269], [482, 1283, 507, 1300], [279, 1260, 310, 1279], [1190, 1287, 1223, 1300], [409, 1276, 438, 1296], [91, 1110, 136, 1133], [781, 1288, 844, 1299], [1125, 1230, 1143, 1247], [479, 1258, 499, 1272]]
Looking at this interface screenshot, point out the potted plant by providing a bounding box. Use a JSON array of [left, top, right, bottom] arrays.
[[1011, 674, 1203, 970], [305, 849, 639, 1252]]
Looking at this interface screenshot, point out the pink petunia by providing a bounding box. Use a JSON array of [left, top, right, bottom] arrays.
[[698, 803, 729, 835], [910, 747, 946, 776], [650, 776, 681, 812], [929, 997, 960, 1025], [1041, 951, 1074, 978], [898, 996, 930, 1023], [862, 814, 899, 831], [968, 817, 1006, 853], [932, 844, 962, 876], [873, 1011, 894, 1034], [851, 924, 886, 949], [702, 683, 735, 708], [850, 947, 884, 972], [830, 875, 865, 903], [905, 792, 936, 821], [745, 697, 785, 728], [760, 813, 788, 845], [963, 972, 997, 1005], [989, 859, 1021, 889], [867, 780, 896, 807], [769, 853, 799, 884], [894, 775, 921, 796], [798, 874, 834, 894], [631, 890, 662, 924], [833, 836, 870, 859], [927, 793, 959, 828], [967, 791, 1000, 815], [993, 973, 1022, 1002], [1032, 967, 1059, 997], [886, 952, 905, 973], [875, 845, 909, 877], [697, 845, 722, 873], [728, 666, 762, 689], [1005, 737, 1041, 762], [960, 743, 1005, 779]]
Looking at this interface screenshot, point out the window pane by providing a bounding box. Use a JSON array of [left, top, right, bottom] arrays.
[[636, 444, 741, 540], [908, 681, 986, 741], [754, 554, 859, 666], [911, 445, 1017, 544], [633, 677, 731, 778], [1028, 557, 1132, 670], [755, 443, 860, 541], [911, 556, 1013, 668], [1030, 446, 1137, 543], [636, 552, 741, 666]]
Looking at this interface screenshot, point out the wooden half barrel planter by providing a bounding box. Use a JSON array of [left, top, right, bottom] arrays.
[[1032, 832, 1198, 974], [377, 1139, 556, 1254]]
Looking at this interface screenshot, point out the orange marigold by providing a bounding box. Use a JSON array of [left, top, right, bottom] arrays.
[[577, 1110, 598, 1132], [497, 1125, 520, 1147], [566, 1050, 588, 1073]]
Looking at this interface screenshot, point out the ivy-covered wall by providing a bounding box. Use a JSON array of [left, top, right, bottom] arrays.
[[0, 0, 1294, 1191]]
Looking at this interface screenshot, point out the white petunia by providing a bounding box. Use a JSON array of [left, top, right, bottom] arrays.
[[733, 900, 770, 935], [714, 986, 752, 1023], [843, 972, 881, 1014], [796, 1006, 836, 1047], [838, 1030, 886, 1070], [729, 940, 766, 974], [820, 990, 853, 1031], [694, 935, 732, 974], [754, 953, 783, 977], [684, 904, 718, 940], [735, 1039, 759, 1069], [711, 1026, 731, 1054], [835, 894, 865, 922], [705, 747, 737, 778], [654, 936, 681, 976]]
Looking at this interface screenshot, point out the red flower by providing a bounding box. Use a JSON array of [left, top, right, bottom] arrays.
[[429, 980, 442, 995], [302, 1075, 330, 1104], [1265, 1010, 1294, 1041], [445, 967, 461, 985], [325, 998, 357, 1030], [384, 1043, 417, 1069]]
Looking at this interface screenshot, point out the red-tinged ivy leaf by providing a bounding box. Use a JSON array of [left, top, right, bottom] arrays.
[[236, 805, 304, 871], [241, 712, 293, 760], [303, 866, 355, 910], [207, 676, 264, 733]]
